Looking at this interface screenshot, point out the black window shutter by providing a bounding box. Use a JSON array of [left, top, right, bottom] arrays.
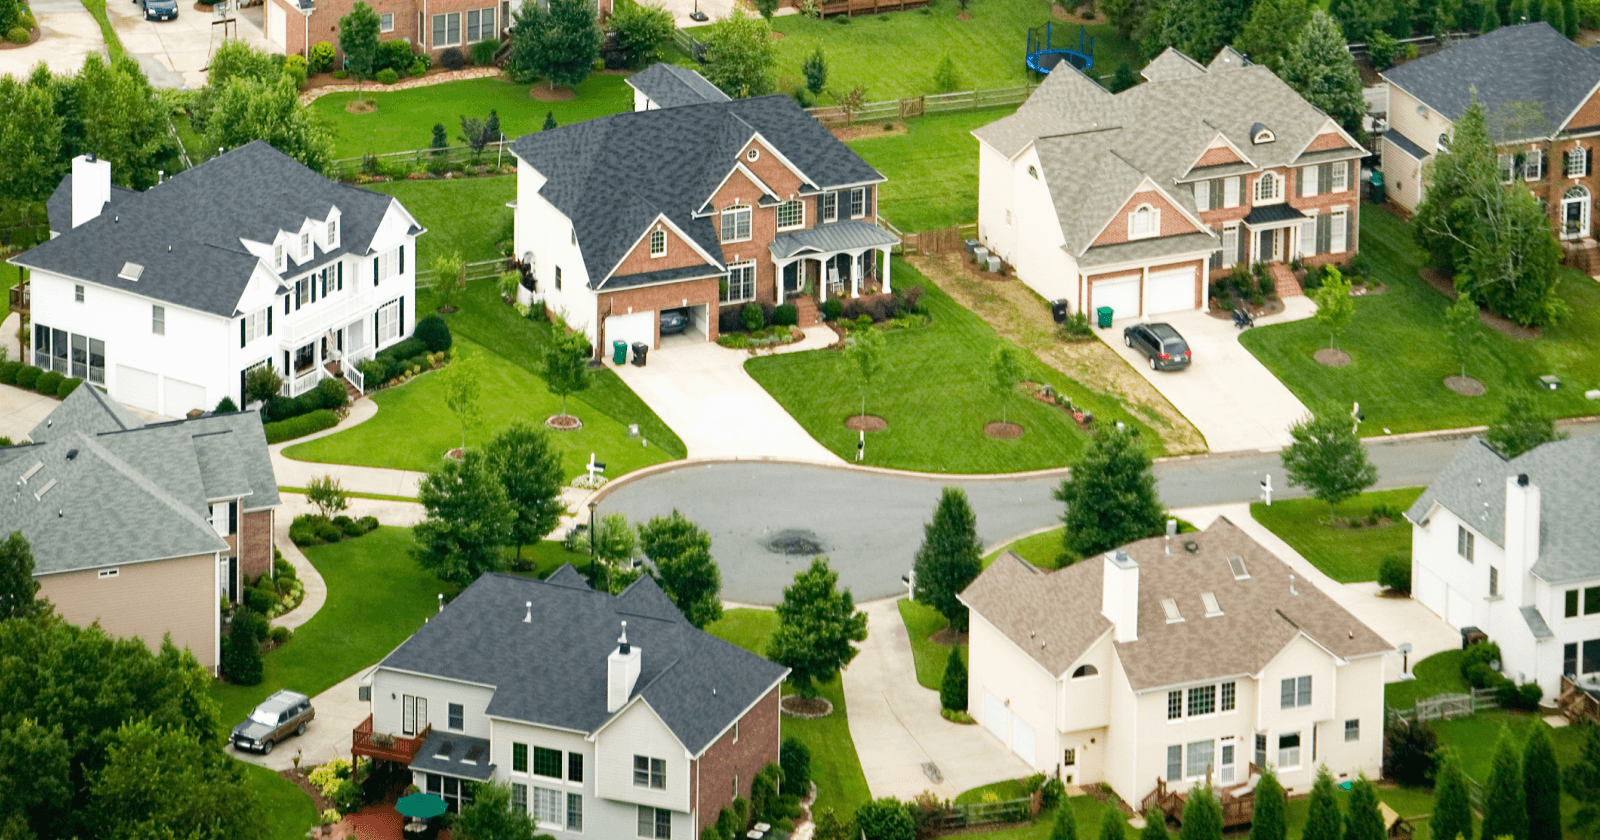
[[373, 257, 380, 284], [400, 298, 406, 336], [284, 295, 290, 315], [239, 370, 246, 405], [399, 245, 406, 274], [1236, 229, 1246, 263], [374, 312, 379, 342], [311, 274, 318, 303], [283, 351, 289, 372], [240, 319, 246, 348], [865, 188, 873, 217], [267, 306, 272, 335], [228, 502, 237, 534], [1319, 164, 1332, 194], [1345, 212, 1353, 251], [338, 262, 344, 290], [1588, 148, 1593, 175], [1317, 214, 1331, 253]]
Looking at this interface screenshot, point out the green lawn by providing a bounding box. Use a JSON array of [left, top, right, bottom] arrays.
[[239, 761, 317, 840], [1431, 712, 1585, 834], [1384, 649, 1468, 710], [1283, 784, 1441, 840], [312, 75, 635, 158], [704, 608, 871, 823], [898, 598, 963, 691], [1248, 487, 1424, 583], [943, 798, 1117, 839], [211, 527, 452, 727], [747, 259, 1157, 472], [983, 527, 1073, 570], [1241, 206, 1600, 434], [954, 779, 1028, 806], [768, 0, 1140, 101], [363, 176, 516, 267], [845, 108, 1010, 232]]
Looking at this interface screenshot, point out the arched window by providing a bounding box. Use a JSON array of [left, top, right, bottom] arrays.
[[1130, 204, 1156, 237], [1028, 165, 1039, 179], [1255, 172, 1281, 202], [1437, 133, 1451, 149], [1072, 664, 1099, 678]]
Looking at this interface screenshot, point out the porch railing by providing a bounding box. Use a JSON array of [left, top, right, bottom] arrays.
[[343, 346, 374, 394], [8, 283, 28, 314], [351, 714, 431, 764], [281, 367, 324, 398]]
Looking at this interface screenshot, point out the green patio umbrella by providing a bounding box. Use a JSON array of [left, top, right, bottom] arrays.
[[396, 793, 448, 819]]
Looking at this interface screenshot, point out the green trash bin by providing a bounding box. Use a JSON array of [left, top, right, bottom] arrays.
[[1096, 306, 1114, 329], [612, 340, 628, 365], [1370, 169, 1386, 204]]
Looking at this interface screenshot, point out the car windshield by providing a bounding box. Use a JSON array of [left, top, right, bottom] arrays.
[[249, 709, 279, 726]]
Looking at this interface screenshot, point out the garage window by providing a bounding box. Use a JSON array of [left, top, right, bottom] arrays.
[[723, 261, 755, 303]]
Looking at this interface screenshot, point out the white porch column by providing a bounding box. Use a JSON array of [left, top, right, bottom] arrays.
[[881, 247, 892, 294], [850, 251, 862, 297], [818, 258, 827, 304], [775, 259, 790, 305]]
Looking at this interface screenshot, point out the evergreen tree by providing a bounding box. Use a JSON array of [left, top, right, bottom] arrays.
[[1432, 752, 1474, 840], [1569, 726, 1600, 837], [1110, 62, 1137, 92], [0, 531, 41, 620], [1249, 766, 1287, 840], [1481, 733, 1528, 840], [506, 0, 601, 87], [1485, 392, 1568, 458], [1302, 767, 1343, 840], [543, 110, 558, 130], [1562, 0, 1578, 36], [1236, 0, 1314, 72], [1051, 803, 1079, 840], [1523, 725, 1562, 840], [1053, 424, 1166, 558], [912, 487, 983, 632], [802, 45, 828, 95], [1480, 0, 1500, 31], [1100, 807, 1126, 840], [1280, 12, 1367, 134], [939, 646, 967, 711], [1140, 808, 1169, 840], [1545, 0, 1566, 32], [1179, 785, 1223, 840], [338, 1, 381, 94], [1343, 775, 1385, 840], [766, 557, 869, 698]]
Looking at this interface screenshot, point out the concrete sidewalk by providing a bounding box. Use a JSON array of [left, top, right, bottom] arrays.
[[842, 598, 1033, 801]]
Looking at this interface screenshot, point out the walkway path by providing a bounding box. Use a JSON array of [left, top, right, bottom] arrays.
[[843, 598, 1033, 801], [270, 399, 429, 497]]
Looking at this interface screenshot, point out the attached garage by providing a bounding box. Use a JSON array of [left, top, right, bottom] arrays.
[[117, 365, 159, 413], [1447, 586, 1475, 629], [1010, 713, 1036, 765], [1144, 267, 1197, 315], [604, 310, 655, 355], [264, 0, 286, 49], [983, 690, 1007, 741], [1090, 276, 1140, 321], [164, 377, 207, 417]]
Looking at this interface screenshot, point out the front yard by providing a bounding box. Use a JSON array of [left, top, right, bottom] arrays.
[[898, 598, 964, 691], [1241, 206, 1600, 433], [1249, 487, 1423, 583]]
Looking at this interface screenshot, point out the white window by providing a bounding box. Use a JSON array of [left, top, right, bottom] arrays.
[[1299, 218, 1317, 259], [650, 230, 666, 257], [152, 305, 165, 336], [98, 568, 119, 579], [633, 755, 666, 789], [638, 805, 671, 839], [1490, 566, 1500, 597], [1567, 146, 1589, 178], [1167, 691, 1182, 720], [1330, 209, 1348, 253], [243, 309, 271, 344], [511, 783, 527, 812], [1280, 675, 1312, 709], [1187, 685, 1215, 716], [1255, 171, 1281, 202], [327, 217, 339, 246], [720, 205, 752, 242], [1332, 161, 1350, 192], [1458, 525, 1475, 561], [820, 192, 838, 223], [1278, 732, 1302, 768], [466, 7, 495, 41], [747, 148, 759, 162], [1345, 719, 1360, 742], [777, 199, 804, 230], [74, 284, 84, 303], [301, 232, 311, 258], [1223, 176, 1240, 208], [566, 793, 583, 832], [554, 266, 562, 290], [1221, 226, 1238, 267], [1194, 180, 1209, 211], [432, 11, 461, 46], [850, 187, 868, 218], [1301, 165, 1318, 198], [380, 12, 394, 31], [1220, 681, 1236, 711], [531, 787, 562, 825], [1186, 740, 1214, 778], [375, 247, 401, 283], [377, 299, 401, 345], [1524, 148, 1544, 181], [722, 261, 755, 302], [1499, 153, 1516, 184], [274, 242, 284, 270], [1166, 745, 1182, 781], [1129, 204, 1157, 238]]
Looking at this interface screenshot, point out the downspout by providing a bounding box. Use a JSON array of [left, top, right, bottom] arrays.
[[299, 1, 313, 61]]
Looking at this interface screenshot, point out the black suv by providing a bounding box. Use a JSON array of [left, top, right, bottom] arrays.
[[1123, 322, 1192, 371], [231, 690, 315, 754]]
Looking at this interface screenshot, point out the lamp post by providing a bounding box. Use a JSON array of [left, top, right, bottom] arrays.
[[588, 501, 599, 589]]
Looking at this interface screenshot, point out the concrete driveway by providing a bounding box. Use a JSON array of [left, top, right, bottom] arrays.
[[1103, 300, 1315, 453], [610, 326, 843, 464], [107, 0, 276, 88], [0, 0, 105, 78], [229, 664, 375, 771]]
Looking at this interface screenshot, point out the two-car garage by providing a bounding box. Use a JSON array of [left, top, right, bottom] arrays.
[[1087, 264, 1200, 320]]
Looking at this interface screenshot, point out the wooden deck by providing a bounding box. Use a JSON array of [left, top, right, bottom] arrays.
[[351, 714, 431, 764], [1557, 675, 1600, 724], [1140, 765, 1263, 829], [818, 0, 929, 16]]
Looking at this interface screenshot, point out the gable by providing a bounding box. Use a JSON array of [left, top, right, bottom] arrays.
[[737, 136, 808, 196], [1194, 146, 1244, 168], [608, 219, 714, 281], [1303, 131, 1358, 154], [1092, 189, 1202, 247], [708, 168, 771, 214], [1565, 83, 1600, 132]]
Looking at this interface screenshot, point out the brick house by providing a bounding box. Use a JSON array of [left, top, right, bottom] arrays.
[[262, 0, 610, 64], [1380, 23, 1600, 263], [0, 384, 281, 673], [974, 47, 1366, 320], [352, 568, 788, 838], [507, 66, 896, 354]]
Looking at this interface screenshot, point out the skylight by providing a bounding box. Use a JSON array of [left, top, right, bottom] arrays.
[[1227, 554, 1249, 580], [1201, 592, 1223, 617], [33, 478, 57, 501], [20, 461, 42, 483], [1161, 598, 1184, 623], [118, 262, 144, 281]]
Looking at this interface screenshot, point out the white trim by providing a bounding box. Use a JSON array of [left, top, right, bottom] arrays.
[[776, 198, 805, 231], [1254, 171, 1283, 204], [1556, 77, 1600, 134], [694, 162, 778, 217], [649, 229, 666, 258], [1128, 204, 1159, 239], [719, 205, 753, 244], [1077, 176, 1210, 257], [745, 131, 817, 190]]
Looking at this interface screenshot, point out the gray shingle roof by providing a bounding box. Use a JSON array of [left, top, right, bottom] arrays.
[[607, 263, 724, 291], [1382, 23, 1600, 140], [1077, 232, 1218, 267], [410, 731, 496, 781], [46, 179, 136, 236], [626, 63, 733, 109], [509, 95, 883, 289], [1385, 130, 1430, 160], [29, 382, 145, 441], [380, 572, 788, 755], [15, 141, 399, 317], [1244, 203, 1307, 225], [769, 220, 899, 260], [1521, 605, 1554, 640], [1406, 434, 1600, 584]]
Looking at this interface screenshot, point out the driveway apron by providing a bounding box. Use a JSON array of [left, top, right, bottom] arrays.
[[0, 0, 104, 78], [108, 0, 277, 88]]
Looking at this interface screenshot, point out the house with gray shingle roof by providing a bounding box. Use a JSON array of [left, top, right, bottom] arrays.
[[1405, 433, 1600, 698], [1379, 22, 1600, 246], [958, 517, 1390, 810], [627, 63, 733, 112], [0, 385, 281, 672], [973, 50, 1365, 320], [10, 141, 423, 416], [508, 68, 894, 356], [353, 569, 788, 836]]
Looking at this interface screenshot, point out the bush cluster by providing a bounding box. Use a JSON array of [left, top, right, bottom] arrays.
[[1382, 716, 1438, 786], [0, 362, 81, 398], [262, 376, 349, 425], [310, 41, 336, 73], [375, 68, 399, 85], [1378, 553, 1411, 593], [440, 47, 465, 70], [469, 38, 498, 66], [264, 409, 340, 444], [1460, 641, 1543, 710], [360, 333, 450, 389], [289, 512, 379, 546], [414, 314, 452, 352], [222, 607, 268, 685], [1211, 262, 1280, 310], [308, 757, 368, 813], [7, 27, 28, 44]]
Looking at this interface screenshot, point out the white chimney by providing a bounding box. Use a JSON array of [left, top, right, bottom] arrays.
[[71, 154, 113, 230], [606, 620, 642, 713], [1504, 474, 1540, 606], [1100, 551, 1140, 643]]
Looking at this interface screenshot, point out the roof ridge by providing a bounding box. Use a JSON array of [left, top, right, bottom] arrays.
[[72, 432, 225, 547]]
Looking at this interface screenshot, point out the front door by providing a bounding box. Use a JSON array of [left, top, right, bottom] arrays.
[[1563, 186, 1590, 239], [1258, 229, 1273, 263]]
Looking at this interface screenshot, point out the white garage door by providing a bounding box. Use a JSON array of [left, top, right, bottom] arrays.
[[1447, 586, 1475, 629], [1091, 276, 1140, 321], [164, 377, 207, 417], [605, 310, 655, 355], [1145, 267, 1197, 315], [265, 0, 285, 48], [983, 690, 1007, 740], [1010, 713, 1036, 765], [117, 365, 159, 413]]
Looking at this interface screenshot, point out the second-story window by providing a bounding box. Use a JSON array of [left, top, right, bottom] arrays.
[[152, 305, 165, 335], [633, 755, 666, 789], [721, 205, 752, 242], [274, 242, 284, 270], [448, 703, 463, 730], [1280, 675, 1312, 709], [777, 199, 804, 230], [1223, 177, 1240, 208], [820, 192, 838, 223], [1130, 205, 1157, 238], [650, 230, 666, 257], [1194, 180, 1209, 211], [850, 187, 869, 218], [1524, 148, 1544, 181], [1255, 172, 1281, 203], [1332, 161, 1351, 192], [1500, 153, 1517, 184]]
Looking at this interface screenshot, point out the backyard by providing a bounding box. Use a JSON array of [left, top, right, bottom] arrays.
[[1241, 207, 1600, 434], [364, 176, 515, 266], [1431, 711, 1587, 834], [747, 259, 1158, 473], [239, 762, 318, 840], [1249, 487, 1423, 583], [1384, 649, 1467, 709], [844, 108, 1005, 232]]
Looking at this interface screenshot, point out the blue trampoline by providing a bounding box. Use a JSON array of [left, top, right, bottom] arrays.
[[1026, 23, 1094, 75]]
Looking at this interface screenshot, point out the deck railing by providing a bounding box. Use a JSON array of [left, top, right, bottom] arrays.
[[8, 283, 28, 314], [351, 714, 431, 764]]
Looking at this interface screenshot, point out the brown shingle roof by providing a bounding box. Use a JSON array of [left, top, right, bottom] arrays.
[[961, 518, 1391, 690]]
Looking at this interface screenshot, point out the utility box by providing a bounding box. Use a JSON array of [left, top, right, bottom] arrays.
[[986, 255, 1002, 272]]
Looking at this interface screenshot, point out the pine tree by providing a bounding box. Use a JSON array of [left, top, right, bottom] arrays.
[[939, 646, 967, 711], [1179, 785, 1222, 840], [1140, 809, 1169, 840], [1051, 803, 1079, 840], [1569, 726, 1600, 837], [1523, 725, 1563, 840], [1343, 775, 1385, 840], [1249, 766, 1287, 840], [1432, 752, 1474, 840], [1482, 733, 1529, 840], [1100, 808, 1126, 840], [1280, 12, 1367, 134], [543, 111, 557, 130], [1562, 0, 1578, 36], [1508, 0, 1530, 22], [1545, 0, 1566, 29], [1302, 767, 1342, 840], [912, 487, 983, 632]]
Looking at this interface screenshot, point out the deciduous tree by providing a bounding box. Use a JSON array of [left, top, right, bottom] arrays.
[[441, 351, 480, 453], [1249, 766, 1286, 840], [452, 781, 540, 840], [1312, 267, 1356, 350], [1280, 413, 1378, 515], [506, 0, 601, 88], [543, 329, 591, 420], [1301, 767, 1342, 840], [1444, 291, 1484, 379], [1482, 732, 1529, 840], [593, 512, 639, 593], [1567, 725, 1600, 837], [913, 487, 983, 632], [640, 510, 722, 628], [989, 344, 1024, 424], [701, 8, 777, 97], [1485, 392, 1567, 458], [1524, 724, 1563, 840], [414, 449, 515, 587], [87, 719, 263, 840], [0, 531, 40, 620], [1053, 424, 1166, 558], [74, 55, 178, 189], [305, 475, 349, 519], [246, 363, 284, 405], [487, 421, 565, 561], [845, 324, 885, 422], [611, 0, 674, 67], [766, 557, 868, 699], [338, 1, 382, 96], [1280, 12, 1366, 134], [203, 75, 335, 174], [1432, 752, 1473, 840], [0, 75, 64, 205], [1237, 0, 1314, 71]]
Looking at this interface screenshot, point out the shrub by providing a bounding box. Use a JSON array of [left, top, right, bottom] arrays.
[[822, 298, 843, 321], [1382, 718, 1438, 786], [357, 359, 387, 391], [1378, 554, 1411, 593], [295, 392, 324, 416], [779, 737, 811, 797], [357, 515, 379, 532], [222, 629, 263, 685], [375, 68, 399, 84], [751, 763, 783, 823], [315, 519, 343, 543], [214, 396, 239, 414], [716, 807, 741, 839], [245, 586, 274, 614], [733, 798, 750, 827], [269, 626, 293, 645], [899, 284, 925, 314], [6, 27, 27, 44], [336, 515, 365, 537], [408, 59, 427, 77], [1460, 641, 1503, 687], [469, 38, 498, 66], [415, 314, 452, 352], [233, 607, 270, 643], [55, 377, 84, 398], [288, 519, 317, 546], [855, 798, 914, 840], [275, 557, 297, 580], [264, 409, 340, 444], [283, 54, 309, 88], [440, 47, 465, 70], [310, 41, 336, 73], [0, 360, 19, 384], [1367, 32, 1402, 71], [317, 375, 350, 410], [742, 302, 764, 333], [1040, 777, 1066, 810], [774, 304, 798, 327], [1496, 680, 1542, 710], [868, 295, 896, 322], [331, 69, 349, 79], [34, 370, 62, 396], [14, 365, 42, 390]]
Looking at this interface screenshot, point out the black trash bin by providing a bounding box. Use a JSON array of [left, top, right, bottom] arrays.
[[1051, 299, 1069, 323], [632, 342, 649, 366], [1461, 625, 1488, 649]]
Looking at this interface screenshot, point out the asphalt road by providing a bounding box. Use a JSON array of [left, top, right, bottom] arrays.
[[602, 423, 1597, 604]]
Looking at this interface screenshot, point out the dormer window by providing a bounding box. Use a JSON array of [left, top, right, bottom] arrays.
[[1255, 172, 1282, 202], [1251, 123, 1275, 144], [274, 243, 284, 269], [1129, 204, 1158, 238], [301, 232, 311, 258], [327, 218, 338, 247]]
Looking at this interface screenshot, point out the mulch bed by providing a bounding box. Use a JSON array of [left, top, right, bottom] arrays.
[[344, 100, 377, 114], [831, 122, 907, 141], [956, 12, 972, 19], [283, 769, 334, 813], [1051, 4, 1102, 23], [930, 627, 968, 645], [0, 26, 41, 48], [545, 414, 583, 431], [1313, 348, 1351, 367], [781, 696, 834, 719], [529, 85, 576, 101], [983, 421, 1024, 439], [444, 447, 464, 461], [1417, 268, 1542, 339], [845, 414, 887, 432], [1444, 375, 1486, 396]]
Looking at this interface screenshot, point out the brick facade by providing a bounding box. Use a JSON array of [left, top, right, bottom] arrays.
[[1194, 146, 1243, 167], [1496, 136, 1600, 239], [691, 686, 781, 828], [1092, 190, 1203, 247], [240, 509, 275, 583], [1190, 159, 1361, 270], [269, 0, 521, 62], [596, 276, 722, 350]]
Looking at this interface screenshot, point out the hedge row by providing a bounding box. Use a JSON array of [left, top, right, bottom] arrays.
[[263, 409, 340, 444], [0, 361, 84, 399]]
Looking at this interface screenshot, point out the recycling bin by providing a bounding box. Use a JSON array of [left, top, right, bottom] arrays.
[[612, 340, 627, 365], [1097, 306, 1114, 329]]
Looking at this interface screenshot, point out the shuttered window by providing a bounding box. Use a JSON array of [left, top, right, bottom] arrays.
[[1194, 180, 1210, 211], [1316, 213, 1332, 254], [1332, 209, 1349, 253], [1301, 166, 1317, 198], [1223, 176, 1240, 208], [1319, 164, 1333, 194]]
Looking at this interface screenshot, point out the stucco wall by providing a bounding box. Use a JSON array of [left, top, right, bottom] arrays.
[[37, 551, 219, 671]]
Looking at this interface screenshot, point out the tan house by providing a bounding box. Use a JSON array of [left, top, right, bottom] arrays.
[[974, 47, 1366, 321], [0, 385, 280, 672], [959, 518, 1391, 811]]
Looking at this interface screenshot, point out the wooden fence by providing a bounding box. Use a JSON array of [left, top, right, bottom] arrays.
[[672, 27, 707, 62], [898, 223, 977, 255], [415, 257, 507, 285], [1386, 688, 1500, 725], [919, 796, 1037, 833], [329, 143, 516, 180], [806, 84, 1037, 127]]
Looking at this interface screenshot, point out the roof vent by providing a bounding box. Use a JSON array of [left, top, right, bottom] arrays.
[[65, 449, 78, 461], [1183, 540, 1199, 554], [1517, 473, 1529, 486], [1289, 574, 1298, 596], [118, 262, 144, 281], [618, 620, 630, 654], [524, 600, 532, 623], [1161, 598, 1184, 623], [33, 478, 57, 501]]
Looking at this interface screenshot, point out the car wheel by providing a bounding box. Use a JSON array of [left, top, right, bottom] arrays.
[[296, 722, 307, 736], [1149, 356, 1158, 371], [1124, 334, 1132, 347], [262, 739, 274, 755]]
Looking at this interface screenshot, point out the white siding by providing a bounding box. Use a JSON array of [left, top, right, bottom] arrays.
[[979, 143, 1082, 313], [1383, 85, 1456, 211], [371, 669, 496, 740], [593, 699, 691, 813], [513, 157, 601, 346], [965, 608, 1059, 773]]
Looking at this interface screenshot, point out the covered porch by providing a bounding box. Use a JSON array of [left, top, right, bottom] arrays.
[[770, 220, 900, 304], [1241, 203, 1308, 266]]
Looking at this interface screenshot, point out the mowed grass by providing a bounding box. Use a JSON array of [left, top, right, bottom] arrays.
[[898, 598, 962, 691], [953, 778, 1028, 805], [845, 108, 1008, 232], [1240, 206, 1600, 433], [1384, 649, 1468, 709], [1248, 487, 1424, 583], [704, 608, 871, 823], [939, 798, 1118, 839], [768, 0, 1140, 100], [312, 74, 634, 158], [983, 527, 1073, 570], [238, 762, 317, 840], [748, 259, 1158, 473], [363, 176, 515, 266], [1432, 712, 1585, 834], [212, 527, 451, 727], [1284, 784, 1441, 840]]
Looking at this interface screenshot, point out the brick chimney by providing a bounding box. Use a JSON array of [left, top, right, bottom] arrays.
[[1101, 550, 1140, 643], [607, 620, 641, 713], [71, 154, 113, 230]]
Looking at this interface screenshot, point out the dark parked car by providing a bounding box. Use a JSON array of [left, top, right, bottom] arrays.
[[232, 689, 314, 754], [659, 307, 690, 335], [1123, 322, 1191, 371], [139, 0, 179, 20]]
